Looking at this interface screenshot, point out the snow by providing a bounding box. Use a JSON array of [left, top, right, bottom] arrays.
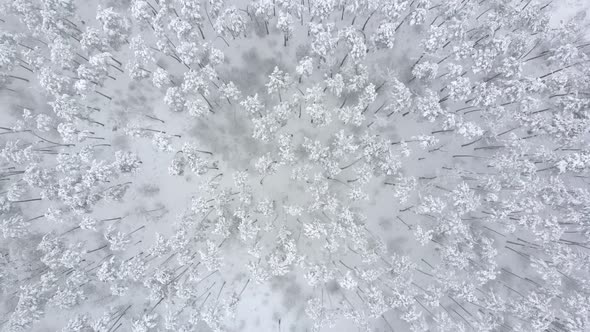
[[1, 0, 590, 332]]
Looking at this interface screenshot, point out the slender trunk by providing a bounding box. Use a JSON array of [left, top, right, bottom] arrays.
[[149, 297, 165, 313], [8, 75, 29, 82], [27, 215, 44, 222], [339, 97, 347, 109], [107, 57, 122, 68], [12, 198, 42, 203], [475, 8, 492, 20], [339, 53, 348, 68], [431, 129, 454, 134], [381, 315, 395, 332], [410, 53, 424, 70], [238, 279, 250, 299], [102, 217, 123, 222], [372, 102, 386, 115], [218, 36, 230, 47], [61, 226, 80, 235], [452, 154, 488, 159], [95, 90, 112, 100], [29, 131, 74, 146], [109, 64, 123, 73], [216, 281, 226, 302], [201, 93, 214, 109], [106, 305, 132, 332], [340, 157, 362, 170], [461, 137, 483, 147], [473, 145, 505, 150], [18, 64, 34, 73], [86, 244, 108, 254], [128, 225, 146, 237], [361, 10, 377, 31]]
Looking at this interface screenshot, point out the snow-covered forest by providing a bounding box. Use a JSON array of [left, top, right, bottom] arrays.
[[1, 0, 590, 331]]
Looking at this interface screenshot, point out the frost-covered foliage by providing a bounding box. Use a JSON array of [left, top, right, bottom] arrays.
[[0, 0, 590, 331]]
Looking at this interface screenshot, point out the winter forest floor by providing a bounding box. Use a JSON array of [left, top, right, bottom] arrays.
[[1, 0, 590, 331]]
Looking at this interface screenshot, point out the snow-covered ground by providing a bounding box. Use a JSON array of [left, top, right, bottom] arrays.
[[1, 0, 590, 331]]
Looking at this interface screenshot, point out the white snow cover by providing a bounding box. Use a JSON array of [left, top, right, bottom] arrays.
[[0, 0, 590, 331]]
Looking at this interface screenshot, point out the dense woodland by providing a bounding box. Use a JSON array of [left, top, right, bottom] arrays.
[[0, 0, 590, 331]]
